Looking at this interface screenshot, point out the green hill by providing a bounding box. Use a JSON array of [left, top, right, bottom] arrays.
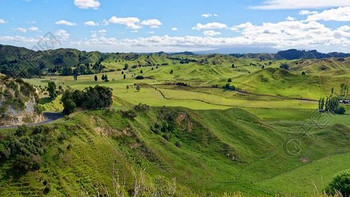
[[1, 105, 350, 196]]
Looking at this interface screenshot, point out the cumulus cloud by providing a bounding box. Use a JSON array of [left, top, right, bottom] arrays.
[[192, 22, 228, 31], [305, 7, 350, 21], [141, 19, 162, 28], [203, 30, 221, 36], [74, 0, 100, 9], [172, 27, 178, 31], [202, 13, 219, 18], [109, 16, 142, 30], [84, 21, 99, 26], [55, 20, 76, 26], [251, 0, 350, 9], [0, 19, 7, 24], [55, 30, 70, 41], [16, 26, 39, 33]]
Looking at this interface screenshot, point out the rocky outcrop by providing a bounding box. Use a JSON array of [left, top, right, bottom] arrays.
[[0, 76, 44, 126]]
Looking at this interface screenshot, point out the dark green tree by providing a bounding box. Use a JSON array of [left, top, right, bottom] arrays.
[[94, 75, 98, 82], [47, 81, 57, 99]]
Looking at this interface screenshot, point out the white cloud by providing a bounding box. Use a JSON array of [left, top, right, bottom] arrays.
[[192, 22, 228, 31], [141, 19, 162, 28], [149, 31, 155, 34], [16, 28, 27, 33], [285, 16, 296, 21], [55, 20, 76, 26], [172, 27, 178, 31], [0, 19, 6, 24], [28, 26, 39, 31], [252, 0, 350, 9], [109, 16, 142, 30], [299, 10, 318, 15], [202, 13, 219, 18], [55, 30, 70, 41], [74, 0, 100, 9], [306, 7, 350, 22], [16, 26, 39, 33], [203, 30, 221, 36], [98, 29, 107, 33], [84, 21, 99, 26]]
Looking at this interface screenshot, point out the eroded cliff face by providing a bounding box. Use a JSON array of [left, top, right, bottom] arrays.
[[0, 76, 44, 126]]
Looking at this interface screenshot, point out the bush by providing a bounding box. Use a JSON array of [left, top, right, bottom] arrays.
[[120, 110, 137, 119], [280, 63, 290, 70], [335, 106, 346, 114], [326, 170, 350, 196], [134, 103, 150, 112], [135, 76, 144, 80], [174, 141, 181, 148], [63, 99, 76, 115], [223, 83, 236, 91]]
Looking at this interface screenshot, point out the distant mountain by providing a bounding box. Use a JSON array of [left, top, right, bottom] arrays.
[[275, 49, 350, 60], [1, 44, 350, 78]]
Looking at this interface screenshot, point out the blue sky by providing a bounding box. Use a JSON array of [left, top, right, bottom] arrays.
[[1, 0, 350, 53]]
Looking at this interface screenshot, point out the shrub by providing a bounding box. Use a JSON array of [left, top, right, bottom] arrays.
[[335, 106, 346, 115], [134, 103, 150, 112], [174, 141, 181, 148], [223, 83, 236, 91], [326, 170, 350, 196], [280, 63, 290, 70], [120, 110, 137, 119], [135, 75, 144, 80]]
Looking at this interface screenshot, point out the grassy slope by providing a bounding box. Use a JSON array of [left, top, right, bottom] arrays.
[[13, 57, 350, 196], [1, 106, 350, 196]]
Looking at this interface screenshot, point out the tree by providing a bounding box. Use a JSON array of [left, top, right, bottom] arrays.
[[301, 71, 306, 76], [101, 74, 105, 81], [123, 74, 126, 79], [170, 70, 174, 74], [47, 81, 57, 99], [335, 106, 346, 115], [227, 78, 232, 83], [123, 64, 129, 70], [340, 84, 349, 97], [62, 99, 76, 115], [94, 75, 98, 82], [280, 63, 290, 70], [318, 98, 325, 111], [136, 85, 141, 92], [140, 70, 143, 74], [104, 74, 109, 82], [326, 170, 350, 196], [223, 83, 236, 91]]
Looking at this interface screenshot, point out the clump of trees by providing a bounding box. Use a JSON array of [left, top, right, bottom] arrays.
[[0, 125, 52, 174], [223, 83, 236, 91], [319, 97, 346, 114], [61, 85, 113, 114]]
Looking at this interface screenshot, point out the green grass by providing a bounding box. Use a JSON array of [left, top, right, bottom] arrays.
[[7, 58, 350, 196]]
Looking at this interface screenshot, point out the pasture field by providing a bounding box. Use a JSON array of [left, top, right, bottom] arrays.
[[3, 58, 349, 196]]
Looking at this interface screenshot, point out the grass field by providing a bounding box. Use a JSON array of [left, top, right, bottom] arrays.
[[2, 58, 350, 196]]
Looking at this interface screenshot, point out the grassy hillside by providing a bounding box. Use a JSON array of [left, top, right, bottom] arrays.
[[1, 105, 350, 196]]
